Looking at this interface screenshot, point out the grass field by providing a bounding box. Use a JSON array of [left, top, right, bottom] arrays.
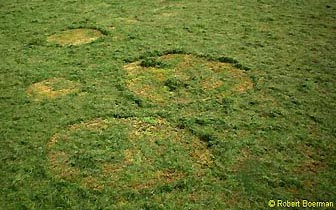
[[1, 0, 335, 209]]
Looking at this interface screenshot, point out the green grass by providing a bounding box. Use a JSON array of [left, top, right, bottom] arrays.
[[1, 0, 335, 209]]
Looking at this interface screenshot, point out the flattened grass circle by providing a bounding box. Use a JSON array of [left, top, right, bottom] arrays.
[[48, 118, 213, 190], [47, 28, 104, 46], [27, 78, 79, 101], [124, 54, 253, 104]]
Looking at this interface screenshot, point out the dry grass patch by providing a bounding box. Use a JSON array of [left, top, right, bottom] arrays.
[[153, 12, 178, 19], [69, 118, 109, 131], [47, 28, 104, 46], [124, 54, 253, 105], [27, 78, 79, 101], [48, 151, 80, 180], [47, 117, 213, 190], [115, 17, 139, 24]]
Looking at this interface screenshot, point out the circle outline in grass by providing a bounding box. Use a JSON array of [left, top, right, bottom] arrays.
[[123, 53, 253, 105], [47, 118, 213, 190], [27, 77, 79, 101]]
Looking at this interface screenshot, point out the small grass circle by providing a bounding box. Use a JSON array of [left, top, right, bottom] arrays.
[[47, 118, 213, 190], [47, 28, 104, 46], [27, 78, 79, 101], [124, 54, 253, 105]]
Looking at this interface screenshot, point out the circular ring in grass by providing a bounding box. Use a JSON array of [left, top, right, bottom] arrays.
[[124, 54, 253, 104], [27, 78, 79, 101], [47, 118, 213, 190], [47, 28, 104, 46]]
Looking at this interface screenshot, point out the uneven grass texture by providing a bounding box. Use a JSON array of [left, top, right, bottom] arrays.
[[27, 78, 79, 101], [125, 54, 253, 104], [0, 0, 335, 209], [48, 118, 212, 190]]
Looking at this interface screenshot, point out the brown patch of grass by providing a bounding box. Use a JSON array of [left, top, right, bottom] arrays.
[[234, 79, 254, 93], [118, 118, 213, 189], [227, 69, 253, 93], [69, 118, 109, 131], [176, 54, 199, 68], [47, 29, 103, 46], [48, 119, 110, 187], [298, 159, 325, 174], [190, 147, 214, 167], [48, 151, 80, 179], [233, 147, 251, 170], [225, 191, 252, 209], [154, 170, 185, 183], [126, 79, 167, 103], [48, 117, 214, 190], [201, 77, 223, 90], [124, 54, 253, 105], [123, 149, 135, 164], [206, 61, 253, 93], [80, 176, 103, 190], [48, 133, 62, 147], [124, 118, 171, 141], [123, 62, 139, 72], [159, 53, 176, 60], [132, 170, 185, 190], [296, 143, 327, 174], [292, 141, 328, 196], [102, 162, 124, 175], [27, 78, 79, 101]]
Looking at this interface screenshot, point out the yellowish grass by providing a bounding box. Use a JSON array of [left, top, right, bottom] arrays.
[[48, 151, 80, 179], [47, 29, 103, 46], [124, 54, 253, 105], [80, 176, 104, 190], [131, 170, 185, 190], [206, 61, 253, 93], [47, 117, 213, 190], [153, 12, 178, 19], [159, 12, 176, 17], [27, 78, 79, 101], [115, 17, 139, 24], [69, 118, 109, 131]]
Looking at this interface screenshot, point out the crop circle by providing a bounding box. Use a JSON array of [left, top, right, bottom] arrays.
[[47, 28, 104, 46], [47, 118, 213, 190], [124, 54, 253, 104]]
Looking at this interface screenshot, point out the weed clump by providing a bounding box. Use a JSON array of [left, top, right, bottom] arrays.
[[140, 57, 171, 69], [164, 77, 188, 91]]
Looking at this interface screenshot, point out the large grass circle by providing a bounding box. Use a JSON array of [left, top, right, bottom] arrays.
[[47, 28, 104, 46], [47, 118, 213, 190], [124, 54, 253, 105], [27, 78, 79, 101]]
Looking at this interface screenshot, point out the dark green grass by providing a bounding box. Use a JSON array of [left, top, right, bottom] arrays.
[[1, 0, 335, 209]]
